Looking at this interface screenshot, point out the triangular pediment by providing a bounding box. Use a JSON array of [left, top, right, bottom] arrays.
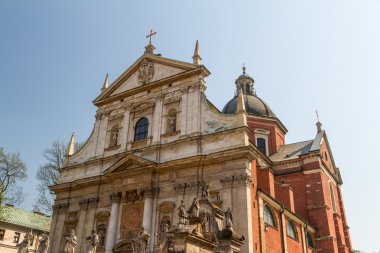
[[104, 153, 156, 174], [94, 53, 209, 105]]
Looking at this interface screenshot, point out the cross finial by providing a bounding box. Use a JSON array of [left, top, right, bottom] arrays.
[[146, 29, 157, 44], [242, 63, 246, 74], [316, 110, 322, 132]]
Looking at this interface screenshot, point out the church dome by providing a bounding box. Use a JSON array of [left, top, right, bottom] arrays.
[[222, 94, 277, 118], [222, 66, 277, 118]]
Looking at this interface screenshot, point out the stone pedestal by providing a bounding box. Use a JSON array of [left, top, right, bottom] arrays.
[[169, 230, 216, 253]]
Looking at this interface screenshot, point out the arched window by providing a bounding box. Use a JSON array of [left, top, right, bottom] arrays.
[[287, 220, 298, 240], [109, 124, 119, 147], [134, 117, 149, 141], [167, 109, 177, 133], [257, 137, 267, 155], [263, 205, 276, 227], [306, 232, 315, 248]]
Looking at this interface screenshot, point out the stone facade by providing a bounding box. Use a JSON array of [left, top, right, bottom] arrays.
[[48, 41, 353, 253]]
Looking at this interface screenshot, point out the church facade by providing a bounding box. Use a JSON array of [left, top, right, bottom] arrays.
[[48, 38, 353, 253]]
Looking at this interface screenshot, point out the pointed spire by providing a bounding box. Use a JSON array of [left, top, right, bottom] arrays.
[[101, 73, 109, 91], [66, 132, 75, 156], [192, 40, 202, 65], [316, 110, 322, 132]]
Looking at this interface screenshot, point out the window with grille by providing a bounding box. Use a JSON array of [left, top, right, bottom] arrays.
[[263, 205, 276, 227], [134, 117, 149, 141], [287, 220, 297, 240]]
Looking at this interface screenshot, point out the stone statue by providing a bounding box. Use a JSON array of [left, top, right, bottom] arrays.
[[188, 198, 199, 218], [17, 233, 31, 253], [85, 229, 99, 253], [224, 207, 233, 229], [177, 200, 187, 224], [201, 185, 210, 200], [132, 227, 149, 253], [110, 128, 119, 147], [37, 233, 49, 253], [64, 230, 77, 253], [167, 112, 176, 132], [200, 212, 209, 232], [159, 223, 170, 253]]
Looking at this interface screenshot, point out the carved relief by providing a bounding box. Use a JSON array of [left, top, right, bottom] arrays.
[[137, 59, 154, 85], [120, 203, 144, 232]]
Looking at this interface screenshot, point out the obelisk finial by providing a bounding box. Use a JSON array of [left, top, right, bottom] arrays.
[[193, 40, 202, 65], [66, 132, 75, 156], [101, 73, 109, 91]]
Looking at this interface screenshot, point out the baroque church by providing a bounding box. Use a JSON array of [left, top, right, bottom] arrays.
[[48, 34, 353, 253]]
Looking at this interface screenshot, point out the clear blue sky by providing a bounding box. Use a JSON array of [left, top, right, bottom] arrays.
[[0, 1, 379, 252]]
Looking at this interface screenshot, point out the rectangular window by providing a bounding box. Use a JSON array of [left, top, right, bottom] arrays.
[[256, 138, 267, 155], [0, 229, 5, 240], [329, 182, 337, 213], [14, 232, 20, 243]]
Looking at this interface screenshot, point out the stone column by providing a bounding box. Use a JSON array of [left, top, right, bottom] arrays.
[[142, 188, 155, 235], [47, 205, 60, 253], [77, 199, 89, 252], [105, 193, 121, 253]]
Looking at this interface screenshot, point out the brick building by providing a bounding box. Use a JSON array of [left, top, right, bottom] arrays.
[[48, 38, 353, 253]]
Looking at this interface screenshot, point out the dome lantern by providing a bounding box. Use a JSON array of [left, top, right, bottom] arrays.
[[235, 65, 255, 95]]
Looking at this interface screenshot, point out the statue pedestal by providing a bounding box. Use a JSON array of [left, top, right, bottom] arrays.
[[214, 228, 244, 253], [169, 231, 216, 253]]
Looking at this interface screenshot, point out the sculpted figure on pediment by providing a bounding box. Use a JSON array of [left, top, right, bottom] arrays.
[[137, 59, 154, 85]]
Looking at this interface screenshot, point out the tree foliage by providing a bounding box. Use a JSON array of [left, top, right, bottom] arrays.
[[0, 147, 27, 206], [33, 140, 83, 214]]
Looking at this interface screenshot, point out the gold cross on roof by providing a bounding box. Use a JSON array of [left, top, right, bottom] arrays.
[[146, 29, 157, 44]]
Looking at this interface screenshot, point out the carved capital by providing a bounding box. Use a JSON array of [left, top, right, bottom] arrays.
[[79, 199, 89, 209], [95, 112, 103, 120], [110, 192, 121, 203], [88, 197, 99, 208], [220, 174, 253, 188], [141, 186, 159, 198], [59, 203, 69, 212], [173, 180, 209, 193]]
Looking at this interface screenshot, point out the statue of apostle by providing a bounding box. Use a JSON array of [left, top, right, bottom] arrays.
[[85, 229, 99, 253], [177, 200, 187, 224], [37, 233, 49, 253], [188, 198, 199, 218], [64, 230, 77, 253]]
